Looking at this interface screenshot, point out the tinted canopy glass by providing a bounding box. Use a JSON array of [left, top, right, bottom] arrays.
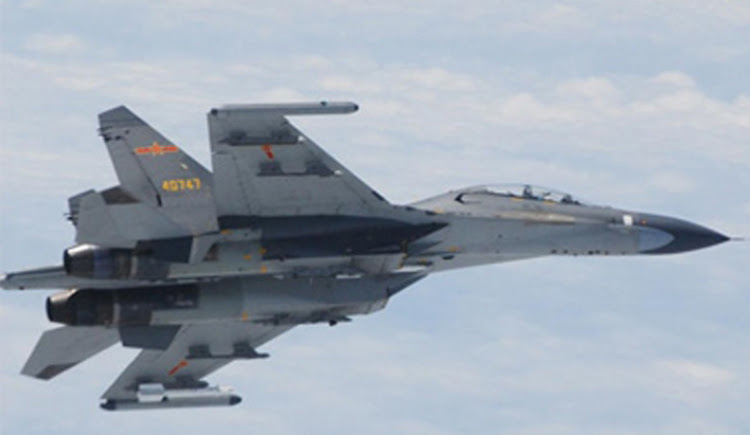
[[459, 184, 585, 205]]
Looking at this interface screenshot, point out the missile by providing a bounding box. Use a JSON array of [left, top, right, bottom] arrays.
[[100, 384, 241, 411], [213, 101, 359, 116]]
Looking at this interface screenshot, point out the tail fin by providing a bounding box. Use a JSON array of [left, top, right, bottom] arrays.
[[98, 106, 217, 235], [22, 326, 119, 380]]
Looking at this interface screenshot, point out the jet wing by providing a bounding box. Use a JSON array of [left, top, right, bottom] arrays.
[[101, 322, 291, 410], [208, 102, 391, 218]]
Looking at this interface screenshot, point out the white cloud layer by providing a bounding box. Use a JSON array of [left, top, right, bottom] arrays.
[[1, 2, 749, 434], [24, 33, 88, 55]]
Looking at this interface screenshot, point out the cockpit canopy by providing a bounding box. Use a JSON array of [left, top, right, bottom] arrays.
[[458, 184, 585, 205]]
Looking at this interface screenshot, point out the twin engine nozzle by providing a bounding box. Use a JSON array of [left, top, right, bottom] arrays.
[[46, 289, 114, 326], [46, 285, 200, 326], [63, 244, 133, 279]]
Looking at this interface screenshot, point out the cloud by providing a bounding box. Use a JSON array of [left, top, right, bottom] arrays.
[[502, 3, 590, 35], [652, 359, 737, 408], [647, 172, 696, 194], [24, 33, 87, 55], [658, 359, 733, 388], [651, 71, 697, 88], [488, 93, 579, 125], [556, 77, 620, 101]]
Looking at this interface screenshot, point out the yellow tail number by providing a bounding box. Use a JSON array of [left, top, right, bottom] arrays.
[[162, 178, 202, 192]]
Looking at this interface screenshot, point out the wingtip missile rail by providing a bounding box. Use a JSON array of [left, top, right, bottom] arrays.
[[100, 384, 241, 411], [211, 100, 359, 116]]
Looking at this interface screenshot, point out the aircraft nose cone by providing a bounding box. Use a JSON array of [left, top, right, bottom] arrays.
[[638, 214, 729, 254]]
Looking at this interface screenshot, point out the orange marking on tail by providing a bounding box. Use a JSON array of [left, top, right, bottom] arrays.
[[261, 144, 274, 159], [135, 141, 179, 156], [168, 359, 189, 376]]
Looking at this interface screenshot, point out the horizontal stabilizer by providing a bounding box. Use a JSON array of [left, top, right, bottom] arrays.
[[22, 326, 119, 380]]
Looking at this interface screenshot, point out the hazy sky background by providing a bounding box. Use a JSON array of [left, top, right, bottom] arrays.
[[1, 1, 749, 434]]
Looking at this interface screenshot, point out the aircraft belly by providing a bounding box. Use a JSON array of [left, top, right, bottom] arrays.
[[49, 275, 409, 329]]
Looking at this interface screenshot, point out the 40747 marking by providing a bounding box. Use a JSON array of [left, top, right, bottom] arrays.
[[162, 178, 202, 192]]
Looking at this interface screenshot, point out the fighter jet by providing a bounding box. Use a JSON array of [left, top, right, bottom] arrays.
[[1, 101, 729, 410]]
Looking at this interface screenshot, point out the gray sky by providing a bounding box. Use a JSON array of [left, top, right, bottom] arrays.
[[1, 1, 749, 434]]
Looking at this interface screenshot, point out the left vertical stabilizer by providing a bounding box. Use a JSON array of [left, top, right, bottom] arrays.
[[98, 106, 218, 235]]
